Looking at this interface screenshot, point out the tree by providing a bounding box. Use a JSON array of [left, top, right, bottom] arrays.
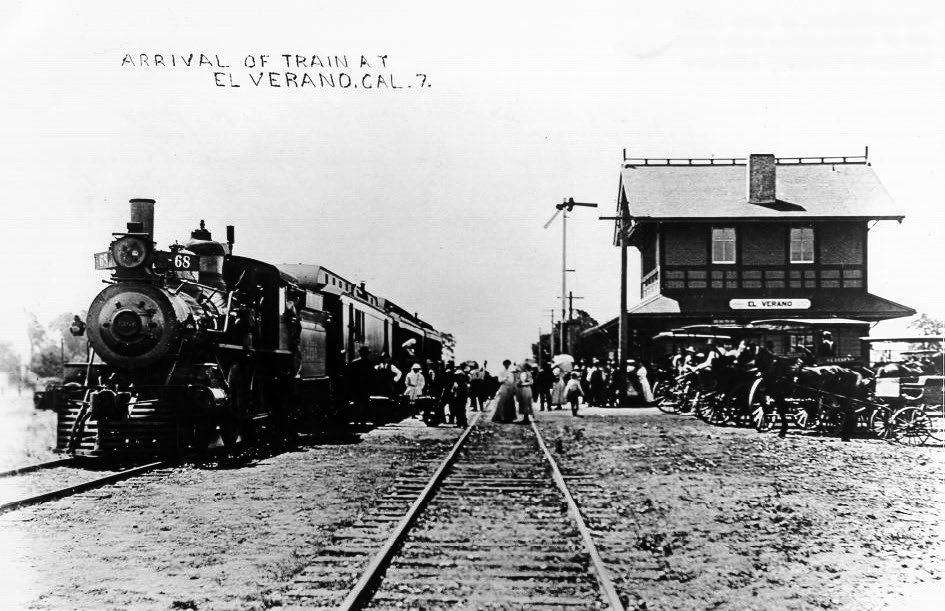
[[908, 313, 945, 336], [0, 340, 20, 373], [25, 310, 89, 379]]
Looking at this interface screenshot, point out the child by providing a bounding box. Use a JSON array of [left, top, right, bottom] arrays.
[[565, 372, 584, 416]]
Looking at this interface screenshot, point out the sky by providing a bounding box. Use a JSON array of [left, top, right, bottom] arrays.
[[1, 1, 944, 365]]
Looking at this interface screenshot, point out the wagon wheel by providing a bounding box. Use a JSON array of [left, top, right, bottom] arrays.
[[703, 393, 730, 426], [677, 381, 695, 414], [656, 380, 680, 414], [817, 396, 845, 436], [748, 380, 775, 432], [792, 401, 811, 429], [693, 391, 712, 422], [868, 405, 896, 440], [891, 406, 932, 446]]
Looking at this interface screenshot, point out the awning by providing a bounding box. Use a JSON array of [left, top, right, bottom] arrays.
[[653, 331, 732, 341], [750, 318, 870, 329], [859, 335, 945, 343]]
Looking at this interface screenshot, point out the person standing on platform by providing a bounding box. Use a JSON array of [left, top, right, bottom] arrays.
[[441, 361, 457, 424], [551, 366, 566, 409], [468, 363, 484, 411], [565, 372, 584, 416], [375, 352, 402, 398], [491, 360, 517, 423], [535, 362, 554, 411], [450, 364, 470, 427], [515, 363, 535, 424], [346, 346, 375, 425], [589, 359, 604, 407], [404, 363, 426, 402]]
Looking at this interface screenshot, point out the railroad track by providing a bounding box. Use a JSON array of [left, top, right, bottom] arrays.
[[278, 411, 624, 610], [0, 458, 171, 515]]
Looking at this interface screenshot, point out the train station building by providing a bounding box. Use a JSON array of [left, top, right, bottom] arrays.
[[585, 152, 915, 362]]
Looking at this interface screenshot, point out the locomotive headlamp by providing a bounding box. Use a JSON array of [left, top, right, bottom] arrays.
[[111, 235, 151, 269]]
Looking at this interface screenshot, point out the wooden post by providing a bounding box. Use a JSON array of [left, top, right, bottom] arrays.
[[561, 208, 568, 354], [618, 235, 629, 403]]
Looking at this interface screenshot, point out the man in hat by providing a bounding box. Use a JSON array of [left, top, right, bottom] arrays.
[[450, 364, 470, 427], [346, 346, 375, 425], [468, 362, 485, 411], [375, 352, 402, 398]]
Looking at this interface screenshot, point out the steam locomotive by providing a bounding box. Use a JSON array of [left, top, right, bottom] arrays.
[[53, 198, 444, 457]]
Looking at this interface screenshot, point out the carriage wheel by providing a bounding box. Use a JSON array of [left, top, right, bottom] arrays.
[[694, 392, 712, 422], [817, 397, 845, 436], [751, 399, 776, 432], [704, 394, 730, 426], [656, 382, 680, 414], [891, 407, 932, 446], [677, 382, 695, 414], [792, 403, 811, 429], [868, 405, 895, 440]]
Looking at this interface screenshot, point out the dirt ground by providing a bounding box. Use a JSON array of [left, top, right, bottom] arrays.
[[1, 399, 942, 610], [537, 408, 945, 610], [0, 391, 58, 471], [0, 415, 462, 610]]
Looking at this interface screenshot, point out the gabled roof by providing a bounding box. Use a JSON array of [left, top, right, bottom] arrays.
[[619, 158, 903, 221]]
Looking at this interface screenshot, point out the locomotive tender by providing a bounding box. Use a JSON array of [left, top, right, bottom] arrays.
[[55, 198, 444, 457]]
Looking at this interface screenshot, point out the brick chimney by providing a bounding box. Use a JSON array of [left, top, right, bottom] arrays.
[[747, 154, 776, 204]]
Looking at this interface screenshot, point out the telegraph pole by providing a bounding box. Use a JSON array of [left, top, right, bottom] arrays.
[[545, 309, 557, 354], [600, 192, 633, 404], [543, 197, 598, 355], [561, 206, 567, 355]]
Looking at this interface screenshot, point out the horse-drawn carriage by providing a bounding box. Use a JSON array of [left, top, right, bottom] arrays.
[[652, 320, 944, 446], [858, 335, 944, 445]]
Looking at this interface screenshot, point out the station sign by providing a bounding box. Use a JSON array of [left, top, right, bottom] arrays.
[[729, 298, 811, 310]]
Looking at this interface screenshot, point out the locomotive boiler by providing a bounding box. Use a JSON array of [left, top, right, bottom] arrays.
[[54, 198, 445, 458]]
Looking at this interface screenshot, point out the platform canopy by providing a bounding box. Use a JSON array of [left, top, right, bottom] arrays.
[[749, 318, 870, 329], [859, 335, 945, 343]]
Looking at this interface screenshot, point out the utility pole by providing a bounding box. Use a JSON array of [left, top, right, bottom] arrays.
[[544, 309, 557, 354], [567, 291, 585, 321], [600, 193, 633, 405], [543, 197, 598, 355]]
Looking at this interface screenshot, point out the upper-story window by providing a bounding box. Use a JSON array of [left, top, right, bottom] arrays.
[[711, 227, 736, 264], [790, 227, 815, 263]]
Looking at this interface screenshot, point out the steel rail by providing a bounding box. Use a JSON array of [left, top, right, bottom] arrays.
[[0, 458, 76, 478], [337, 411, 483, 611], [0, 460, 169, 515], [531, 418, 626, 611]]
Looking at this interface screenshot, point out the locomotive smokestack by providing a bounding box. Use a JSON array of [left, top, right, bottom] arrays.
[[129, 198, 155, 239]]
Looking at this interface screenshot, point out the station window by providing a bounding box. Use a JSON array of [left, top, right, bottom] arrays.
[[790, 227, 815, 263], [711, 227, 736, 264]]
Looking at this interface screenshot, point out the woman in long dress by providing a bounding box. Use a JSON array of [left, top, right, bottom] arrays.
[[516, 364, 534, 423], [404, 364, 425, 401], [491, 360, 517, 423], [550, 366, 566, 409]]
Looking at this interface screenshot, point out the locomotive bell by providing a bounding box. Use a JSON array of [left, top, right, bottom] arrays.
[[184, 220, 227, 291]]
